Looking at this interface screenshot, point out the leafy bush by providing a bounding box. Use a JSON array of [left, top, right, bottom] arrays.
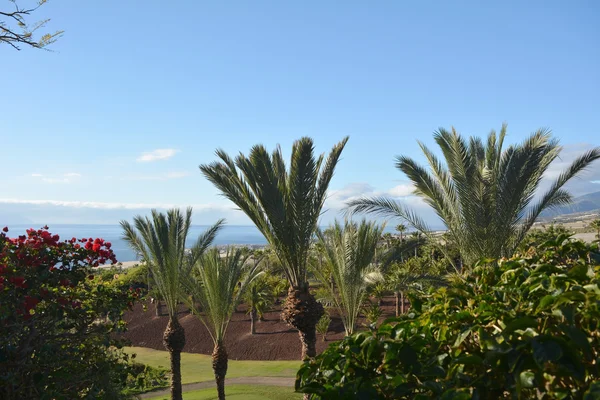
[[316, 312, 331, 342], [297, 235, 600, 399], [362, 301, 383, 327], [123, 362, 168, 395], [0, 226, 141, 399]]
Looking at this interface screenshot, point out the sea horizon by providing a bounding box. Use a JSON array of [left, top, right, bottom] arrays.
[[3, 223, 414, 262]]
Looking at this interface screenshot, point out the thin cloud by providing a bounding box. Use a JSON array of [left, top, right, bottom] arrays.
[[121, 171, 190, 181], [31, 173, 82, 184], [0, 198, 232, 211], [137, 149, 179, 162]]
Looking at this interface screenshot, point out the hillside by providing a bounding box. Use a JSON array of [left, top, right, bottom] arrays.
[[541, 190, 600, 217]]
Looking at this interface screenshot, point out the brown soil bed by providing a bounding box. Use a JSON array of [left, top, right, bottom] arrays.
[[122, 296, 401, 360]]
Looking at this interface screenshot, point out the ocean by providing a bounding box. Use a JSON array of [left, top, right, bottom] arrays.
[[6, 224, 268, 262]]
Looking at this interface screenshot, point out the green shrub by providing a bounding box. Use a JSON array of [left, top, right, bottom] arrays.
[[316, 312, 331, 342], [0, 227, 140, 399], [296, 235, 600, 399], [122, 362, 168, 395]]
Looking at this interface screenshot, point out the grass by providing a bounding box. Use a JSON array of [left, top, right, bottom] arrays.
[[125, 347, 300, 385], [145, 384, 302, 400]]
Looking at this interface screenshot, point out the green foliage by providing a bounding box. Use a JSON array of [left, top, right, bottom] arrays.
[[348, 125, 600, 267], [243, 269, 273, 320], [369, 282, 388, 304], [121, 208, 223, 317], [518, 223, 574, 252], [589, 219, 600, 240], [315, 219, 384, 335], [123, 362, 169, 395], [362, 301, 383, 327], [184, 248, 261, 344], [297, 235, 600, 399], [262, 272, 289, 302], [316, 313, 331, 341], [200, 136, 348, 289]]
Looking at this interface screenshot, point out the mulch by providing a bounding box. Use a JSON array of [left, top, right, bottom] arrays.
[[121, 296, 400, 361]]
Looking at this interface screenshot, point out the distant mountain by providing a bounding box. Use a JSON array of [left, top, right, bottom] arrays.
[[541, 191, 600, 217]]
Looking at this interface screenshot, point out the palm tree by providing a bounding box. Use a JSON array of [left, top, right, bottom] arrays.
[[200, 136, 348, 360], [315, 220, 384, 336], [387, 260, 445, 316], [243, 274, 272, 334], [590, 219, 600, 240], [395, 224, 407, 241], [348, 125, 600, 267], [120, 208, 223, 400], [183, 248, 261, 400]]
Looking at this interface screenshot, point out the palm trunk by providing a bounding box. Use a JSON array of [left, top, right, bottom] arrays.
[[156, 300, 161, 316], [400, 292, 405, 314], [281, 286, 324, 359], [394, 291, 400, 317], [250, 307, 257, 335], [163, 317, 185, 400], [212, 341, 228, 400]]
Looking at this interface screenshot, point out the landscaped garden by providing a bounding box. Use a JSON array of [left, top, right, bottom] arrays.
[[2, 128, 600, 399]]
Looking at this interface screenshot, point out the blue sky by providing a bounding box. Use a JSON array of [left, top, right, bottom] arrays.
[[2, 0, 599, 225]]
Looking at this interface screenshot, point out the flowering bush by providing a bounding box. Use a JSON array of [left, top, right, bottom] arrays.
[[296, 235, 600, 399], [0, 226, 141, 399]]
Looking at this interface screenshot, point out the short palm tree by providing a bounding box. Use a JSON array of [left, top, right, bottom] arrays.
[[315, 219, 384, 336], [243, 274, 272, 334], [387, 260, 446, 316], [200, 136, 348, 359], [183, 248, 261, 400], [590, 219, 600, 240], [120, 208, 223, 400], [348, 125, 600, 267]]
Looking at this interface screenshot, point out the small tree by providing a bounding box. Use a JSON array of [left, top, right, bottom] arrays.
[[589, 219, 600, 240], [121, 209, 223, 400], [315, 220, 384, 336], [395, 224, 407, 241], [315, 313, 331, 342], [243, 274, 272, 334], [1, 0, 63, 50], [184, 248, 262, 400]]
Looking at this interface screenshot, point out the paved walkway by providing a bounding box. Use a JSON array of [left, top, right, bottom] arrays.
[[139, 376, 295, 399]]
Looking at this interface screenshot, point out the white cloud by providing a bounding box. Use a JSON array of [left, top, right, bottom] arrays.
[[387, 184, 415, 197], [137, 149, 179, 162], [31, 173, 43, 177], [0, 198, 232, 211]]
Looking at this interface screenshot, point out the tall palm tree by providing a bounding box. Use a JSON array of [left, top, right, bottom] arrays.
[[120, 208, 223, 400], [348, 125, 600, 267], [200, 136, 348, 360], [315, 220, 384, 335], [183, 248, 261, 400]]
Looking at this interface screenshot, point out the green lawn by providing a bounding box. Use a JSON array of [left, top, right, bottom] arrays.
[[126, 347, 300, 385], [145, 385, 302, 400]]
